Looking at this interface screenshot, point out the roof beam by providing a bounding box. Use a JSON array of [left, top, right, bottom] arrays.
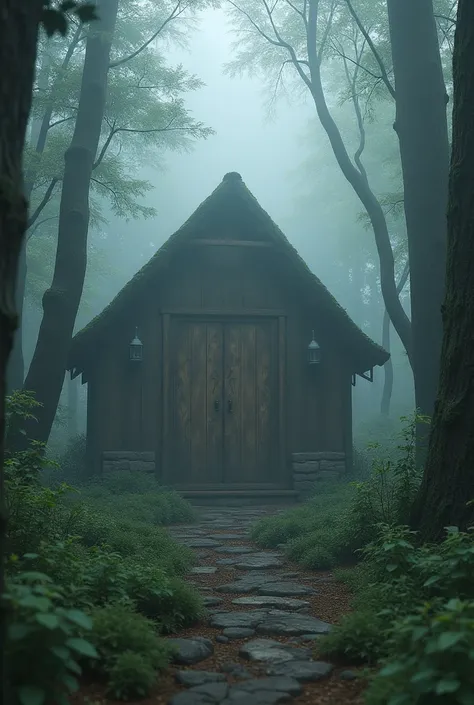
[[186, 238, 273, 248]]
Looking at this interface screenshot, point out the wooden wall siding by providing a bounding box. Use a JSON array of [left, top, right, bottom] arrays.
[[90, 239, 352, 475], [160, 249, 287, 311]]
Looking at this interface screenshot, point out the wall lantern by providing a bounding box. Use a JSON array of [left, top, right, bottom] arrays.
[[129, 328, 143, 362], [308, 331, 321, 365]]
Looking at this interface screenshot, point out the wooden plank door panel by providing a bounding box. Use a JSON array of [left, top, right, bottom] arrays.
[[167, 319, 223, 484], [224, 320, 277, 484]]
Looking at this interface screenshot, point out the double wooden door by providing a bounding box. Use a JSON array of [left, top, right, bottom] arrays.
[[164, 317, 280, 487]]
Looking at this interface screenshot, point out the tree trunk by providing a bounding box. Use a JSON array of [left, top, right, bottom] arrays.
[[380, 309, 393, 416], [381, 261, 410, 416], [68, 374, 78, 440], [19, 0, 119, 447], [8, 27, 84, 394], [305, 1, 412, 364], [0, 0, 44, 697], [387, 0, 450, 428], [412, 0, 474, 542]]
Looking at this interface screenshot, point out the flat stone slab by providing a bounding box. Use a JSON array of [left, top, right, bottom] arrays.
[[222, 627, 255, 639], [257, 582, 315, 597], [214, 546, 255, 554], [235, 553, 283, 570], [190, 566, 218, 575], [175, 671, 226, 687], [240, 639, 312, 664], [211, 533, 245, 540], [267, 660, 334, 682], [232, 596, 310, 611], [182, 539, 223, 548], [216, 573, 279, 594], [167, 637, 214, 665], [168, 676, 303, 705], [210, 610, 269, 630], [256, 611, 332, 637], [168, 676, 302, 705], [212, 609, 330, 638], [203, 596, 224, 607]]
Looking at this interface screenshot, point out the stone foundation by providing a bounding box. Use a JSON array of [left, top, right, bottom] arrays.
[[292, 451, 345, 497], [102, 451, 155, 474]]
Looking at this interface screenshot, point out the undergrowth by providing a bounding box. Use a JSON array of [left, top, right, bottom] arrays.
[[256, 411, 474, 705], [4, 391, 203, 705]]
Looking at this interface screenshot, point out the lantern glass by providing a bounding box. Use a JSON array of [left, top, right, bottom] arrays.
[[130, 327, 143, 362], [308, 331, 321, 365]]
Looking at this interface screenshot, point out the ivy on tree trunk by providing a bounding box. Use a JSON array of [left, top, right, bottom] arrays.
[[413, 0, 474, 542]]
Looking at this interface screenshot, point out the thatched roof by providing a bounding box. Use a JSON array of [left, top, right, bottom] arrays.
[[68, 172, 389, 375]]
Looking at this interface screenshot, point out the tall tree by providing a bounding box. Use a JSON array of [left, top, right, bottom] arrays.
[[413, 0, 474, 542], [387, 0, 450, 431], [226, 0, 412, 364], [20, 0, 119, 446]]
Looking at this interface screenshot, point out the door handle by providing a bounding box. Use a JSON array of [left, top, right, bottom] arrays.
[[214, 399, 220, 412], [227, 399, 233, 413]]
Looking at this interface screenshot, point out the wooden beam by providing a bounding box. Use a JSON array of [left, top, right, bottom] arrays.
[[186, 238, 273, 248], [160, 307, 287, 318]]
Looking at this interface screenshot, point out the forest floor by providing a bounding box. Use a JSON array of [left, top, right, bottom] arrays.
[[81, 506, 366, 705]]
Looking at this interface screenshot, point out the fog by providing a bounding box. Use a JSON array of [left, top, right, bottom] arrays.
[[23, 5, 415, 449]]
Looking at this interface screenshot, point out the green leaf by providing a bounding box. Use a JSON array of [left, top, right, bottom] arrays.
[[379, 662, 405, 677], [51, 646, 70, 660], [66, 609, 92, 630], [65, 637, 98, 658], [436, 678, 460, 694], [60, 673, 79, 693], [36, 612, 60, 629], [18, 686, 45, 705], [437, 631, 464, 650]]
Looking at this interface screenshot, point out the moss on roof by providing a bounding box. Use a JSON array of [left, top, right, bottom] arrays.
[[68, 172, 389, 374]]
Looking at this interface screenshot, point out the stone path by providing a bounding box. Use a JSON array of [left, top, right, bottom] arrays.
[[160, 507, 364, 705]]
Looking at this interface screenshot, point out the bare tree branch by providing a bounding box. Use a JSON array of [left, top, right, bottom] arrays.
[[343, 0, 396, 99], [47, 116, 75, 131], [27, 216, 58, 241], [109, 1, 187, 68], [434, 13, 456, 26], [397, 259, 409, 294], [27, 178, 59, 229]]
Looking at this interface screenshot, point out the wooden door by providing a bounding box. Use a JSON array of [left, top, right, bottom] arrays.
[[223, 320, 277, 484], [166, 319, 224, 484]]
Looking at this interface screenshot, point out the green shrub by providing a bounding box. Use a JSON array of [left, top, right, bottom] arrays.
[[319, 609, 387, 665], [106, 651, 157, 701], [5, 570, 98, 705], [284, 532, 336, 569], [137, 575, 205, 632], [365, 599, 474, 705], [88, 603, 172, 673]]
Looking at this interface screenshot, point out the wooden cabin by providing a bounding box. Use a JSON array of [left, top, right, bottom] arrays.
[[68, 172, 389, 499]]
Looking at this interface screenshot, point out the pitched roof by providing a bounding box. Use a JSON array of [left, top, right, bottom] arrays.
[[68, 172, 389, 374]]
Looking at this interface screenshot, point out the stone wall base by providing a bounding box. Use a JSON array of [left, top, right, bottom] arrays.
[[102, 451, 155, 474], [292, 451, 345, 498]]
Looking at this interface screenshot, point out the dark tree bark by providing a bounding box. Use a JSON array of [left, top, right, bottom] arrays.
[[68, 374, 78, 439], [7, 26, 83, 393], [412, 0, 474, 542], [18, 0, 119, 447], [304, 3, 412, 363], [387, 0, 450, 427], [0, 0, 44, 696], [380, 309, 392, 416], [381, 261, 410, 416]]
